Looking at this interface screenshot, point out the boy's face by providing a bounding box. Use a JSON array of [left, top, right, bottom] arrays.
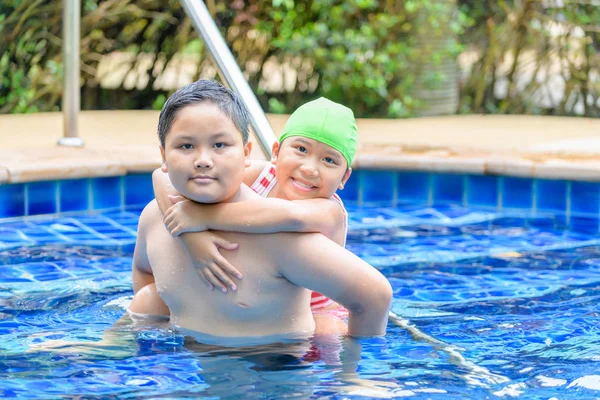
[[272, 137, 351, 201], [160, 102, 251, 203]]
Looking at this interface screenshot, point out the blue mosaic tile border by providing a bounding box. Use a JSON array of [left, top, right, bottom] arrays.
[[1, 170, 600, 231], [0, 174, 153, 219], [342, 170, 599, 232]]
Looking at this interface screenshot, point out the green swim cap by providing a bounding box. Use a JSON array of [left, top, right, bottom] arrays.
[[278, 97, 358, 168]]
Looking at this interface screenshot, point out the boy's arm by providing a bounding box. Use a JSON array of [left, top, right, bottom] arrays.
[[131, 208, 154, 294], [165, 197, 344, 239], [277, 233, 392, 337], [128, 283, 170, 316], [130, 203, 170, 315]]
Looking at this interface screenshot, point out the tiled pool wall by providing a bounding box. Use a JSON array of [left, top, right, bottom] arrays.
[[0, 170, 599, 232]]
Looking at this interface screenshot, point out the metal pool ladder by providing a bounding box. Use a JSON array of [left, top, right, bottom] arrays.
[[61, 0, 277, 157]]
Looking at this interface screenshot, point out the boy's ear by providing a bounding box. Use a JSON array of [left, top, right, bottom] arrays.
[[159, 146, 168, 172], [244, 141, 252, 168], [270, 142, 280, 164], [338, 167, 352, 190]]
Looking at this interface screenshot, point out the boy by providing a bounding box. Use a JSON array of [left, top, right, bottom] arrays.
[[129, 79, 392, 340], [153, 97, 357, 316]]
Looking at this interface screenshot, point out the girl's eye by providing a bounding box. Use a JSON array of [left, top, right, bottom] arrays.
[[324, 157, 337, 165], [297, 146, 307, 153], [214, 142, 226, 149], [180, 144, 193, 150]]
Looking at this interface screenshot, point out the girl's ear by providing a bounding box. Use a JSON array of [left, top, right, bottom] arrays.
[[270, 142, 280, 164], [338, 168, 352, 190], [160, 146, 168, 172], [244, 141, 252, 168]]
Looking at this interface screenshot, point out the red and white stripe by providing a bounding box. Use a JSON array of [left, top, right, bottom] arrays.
[[249, 164, 277, 197], [310, 292, 334, 309]]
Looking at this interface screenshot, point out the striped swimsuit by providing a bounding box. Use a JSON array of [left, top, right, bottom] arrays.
[[250, 163, 348, 310]]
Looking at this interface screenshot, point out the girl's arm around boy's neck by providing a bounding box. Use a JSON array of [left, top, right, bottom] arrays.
[[153, 167, 345, 242], [206, 197, 344, 239], [167, 197, 345, 242]]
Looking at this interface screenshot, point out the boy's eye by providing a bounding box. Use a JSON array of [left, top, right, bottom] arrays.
[[324, 157, 337, 165], [180, 144, 193, 150], [296, 146, 307, 153], [214, 142, 226, 149]]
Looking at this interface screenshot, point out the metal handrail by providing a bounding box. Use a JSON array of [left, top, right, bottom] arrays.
[[59, 0, 83, 147], [60, 0, 277, 156], [179, 0, 277, 156]]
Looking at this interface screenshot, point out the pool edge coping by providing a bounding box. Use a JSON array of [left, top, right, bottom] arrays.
[[3, 149, 600, 184], [2, 112, 600, 184]]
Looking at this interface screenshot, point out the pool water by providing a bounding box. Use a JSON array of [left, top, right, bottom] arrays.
[[1, 204, 600, 398]]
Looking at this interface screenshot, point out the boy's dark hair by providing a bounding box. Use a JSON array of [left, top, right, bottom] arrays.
[[157, 80, 250, 147]]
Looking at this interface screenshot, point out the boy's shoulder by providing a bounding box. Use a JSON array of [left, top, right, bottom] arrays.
[[138, 200, 162, 231], [262, 231, 322, 258]]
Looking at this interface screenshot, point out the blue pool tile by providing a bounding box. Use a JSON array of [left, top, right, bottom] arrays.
[[570, 216, 599, 234], [0, 184, 26, 218], [338, 172, 359, 202], [571, 181, 600, 216], [397, 172, 430, 203], [91, 225, 125, 233], [125, 174, 154, 206], [126, 205, 145, 213], [466, 175, 498, 208], [92, 176, 122, 210], [106, 232, 136, 240], [35, 272, 73, 281], [62, 233, 104, 241], [121, 243, 136, 253], [502, 177, 533, 209], [527, 216, 556, 229], [18, 262, 59, 275], [432, 174, 464, 205], [0, 227, 34, 242], [536, 179, 567, 213], [59, 179, 90, 212], [554, 214, 568, 229], [0, 267, 34, 282], [27, 181, 58, 216], [361, 170, 396, 204], [29, 237, 66, 245]]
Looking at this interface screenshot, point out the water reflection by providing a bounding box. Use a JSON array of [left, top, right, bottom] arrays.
[[25, 313, 400, 399]]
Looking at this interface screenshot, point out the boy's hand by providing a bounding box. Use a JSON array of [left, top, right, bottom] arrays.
[[180, 231, 242, 293], [164, 196, 208, 236]]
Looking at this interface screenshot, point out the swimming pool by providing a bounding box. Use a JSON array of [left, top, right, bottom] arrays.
[[2, 193, 600, 398]]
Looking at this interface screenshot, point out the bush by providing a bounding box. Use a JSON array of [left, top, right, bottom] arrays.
[[0, 0, 194, 113], [0, 0, 462, 117], [1, 0, 598, 117], [457, 0, 600, 117]]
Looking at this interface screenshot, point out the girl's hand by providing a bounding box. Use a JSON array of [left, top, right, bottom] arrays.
[[163, 196, 208, 236], [181, 231, 241, 293]]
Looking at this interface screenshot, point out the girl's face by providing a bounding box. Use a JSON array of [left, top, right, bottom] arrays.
[[271, 137, 351, 201]]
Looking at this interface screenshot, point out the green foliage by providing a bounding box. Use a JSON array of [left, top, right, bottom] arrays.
[[151, 93, 167, 110], [458, 0, 600, 117], [224, 0, 458, 116], [267, 97, 287, 114], [0, 0, 193, 113], [1, 0, 598, 117]]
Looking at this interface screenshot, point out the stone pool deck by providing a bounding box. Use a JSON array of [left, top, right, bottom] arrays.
[[1, 111, 600, 184]]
